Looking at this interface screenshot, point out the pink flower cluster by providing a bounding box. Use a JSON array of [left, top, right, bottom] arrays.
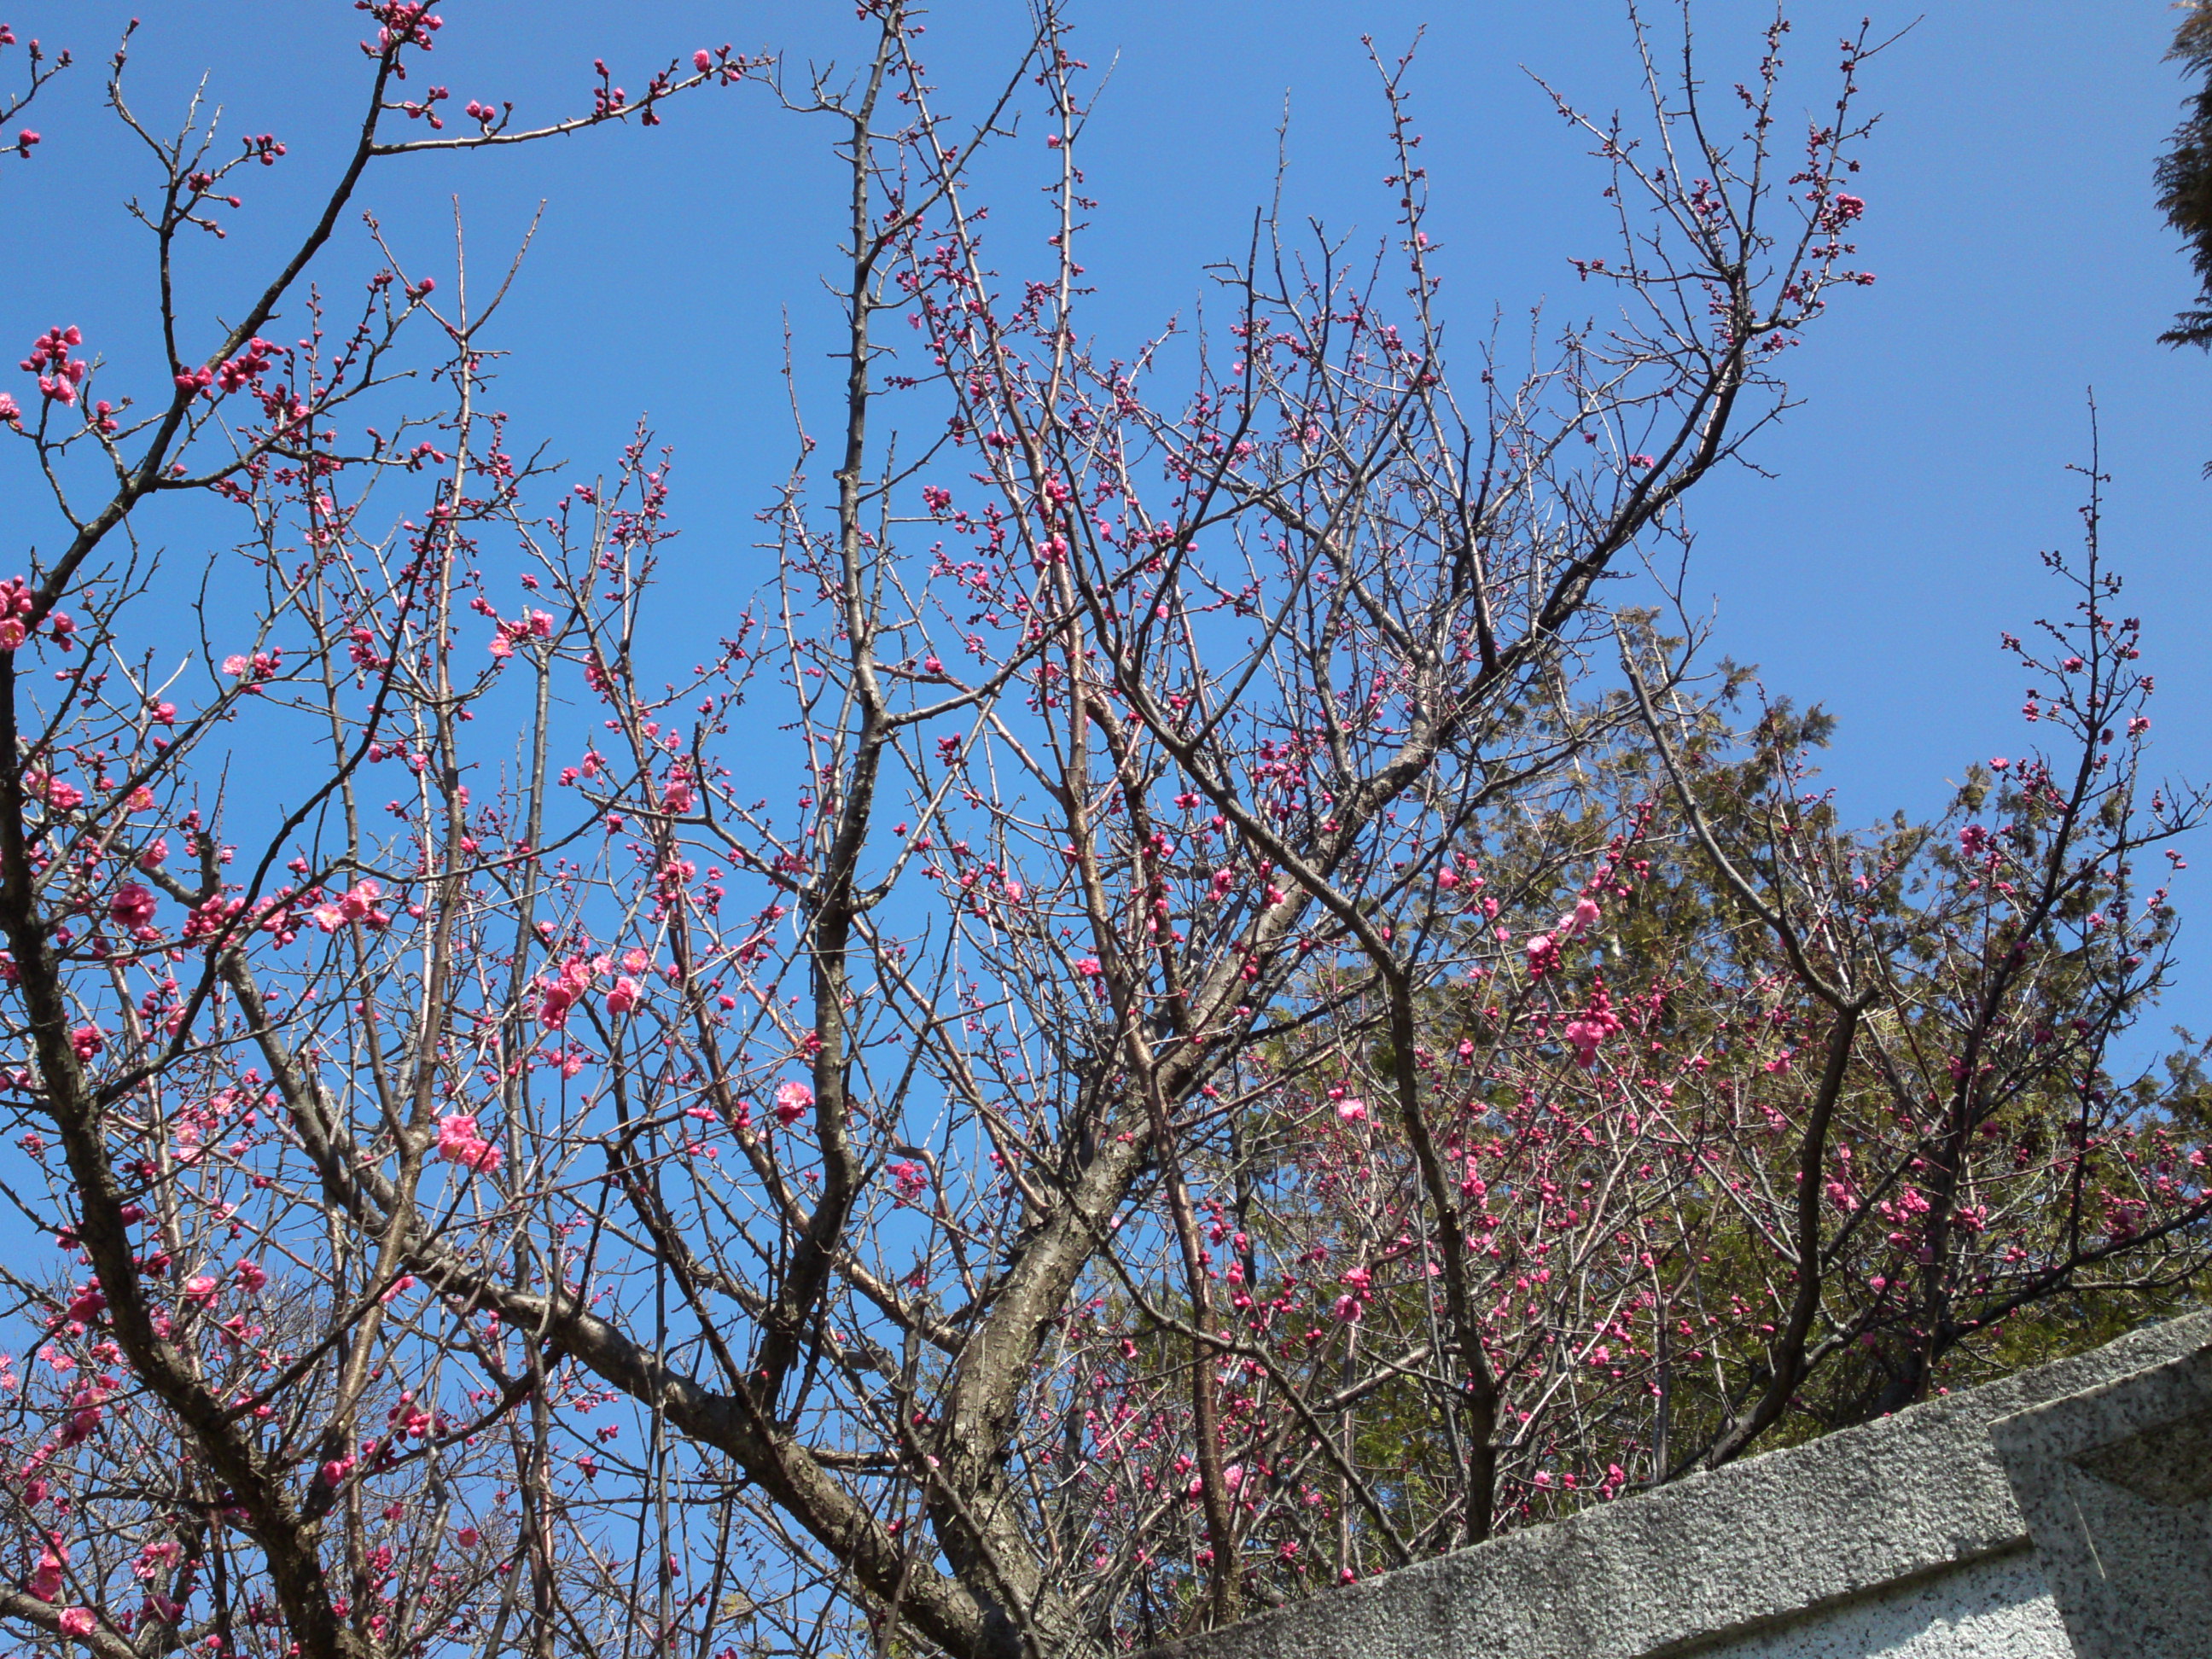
[[888, 1159, 929, 1202], [434, 1113, 502, 1172], [1525, 893, 1604, 976], [22, 768, 79, 811], [486, 607, 553, 659], [26, 1544, 97, 1633], [220, 648, 283, 683], [177, 336, 278, 399], [311, 878, 390, 933], [538, 954, 605, 1027], [1562, 975, 1621, 1070], [20, 324, 84, 406], [361, 3, 444, 57], [0, 575, 39, 649]]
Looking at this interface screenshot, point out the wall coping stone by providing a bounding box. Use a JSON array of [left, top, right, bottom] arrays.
[[1991, 1335, 2212, 1656], [1140, 1310, 2212, 1659]]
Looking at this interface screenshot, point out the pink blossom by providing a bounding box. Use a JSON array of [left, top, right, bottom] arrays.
[[1563, 1020, 1608, 1068], [221, 654, 249, 677], [182, 1275, 219, 1305], [108, 883, 157, 931], [435, 1114, 503, 1172], [235, 1260, 268, 1294], [539, 971, 585, 1027], [605, 976, 640, 1016], [1551, 894, 1601, 940], [314, 877, 389, 933], [25, 1548, 61, 1610], [772, 1079, 813, 1126], [1336, 1097, 1369, 1123], [58, 1608, 94, 1637]]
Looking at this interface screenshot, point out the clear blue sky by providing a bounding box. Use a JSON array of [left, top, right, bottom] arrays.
[[3, 0, 2209, 1018]]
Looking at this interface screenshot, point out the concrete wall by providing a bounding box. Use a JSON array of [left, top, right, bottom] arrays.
[[1143, 1312, 2212, 1659]]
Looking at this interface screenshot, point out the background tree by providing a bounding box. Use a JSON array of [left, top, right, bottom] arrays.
[[2157, 0, 2212, 348]]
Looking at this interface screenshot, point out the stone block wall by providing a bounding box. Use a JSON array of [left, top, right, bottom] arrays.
[[1142, 1312, 2212, 1659]]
